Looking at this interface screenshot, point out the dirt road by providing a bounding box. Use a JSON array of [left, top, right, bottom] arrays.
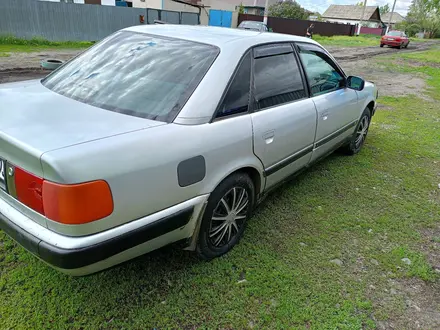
[[326, 39, 439, 62], [0, 40, 438, 89]]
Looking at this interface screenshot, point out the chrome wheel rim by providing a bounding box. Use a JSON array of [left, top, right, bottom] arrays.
[[355, 115, 369, 148], [209, 187, 249, 247]]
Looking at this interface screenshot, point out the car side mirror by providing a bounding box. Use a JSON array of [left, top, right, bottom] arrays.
[[347, 76, 365, 91]]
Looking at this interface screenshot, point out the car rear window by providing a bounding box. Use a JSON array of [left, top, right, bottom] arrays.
[[239, 21, 263, 30], [42, 31, 219, 122], [387, 31, 402, 36]]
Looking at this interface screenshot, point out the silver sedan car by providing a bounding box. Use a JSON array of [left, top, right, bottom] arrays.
[[0, 25, 378, 275]]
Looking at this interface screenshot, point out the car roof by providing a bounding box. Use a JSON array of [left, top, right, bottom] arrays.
[[124, 24, 318, 50]]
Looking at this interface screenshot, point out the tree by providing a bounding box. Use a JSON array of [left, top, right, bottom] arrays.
[[268, 1, 309, 20], [379, 3, 391, 14], [406, 0, 440, 38], [356, 1, 364, 6], [238, 3, 245, 14]]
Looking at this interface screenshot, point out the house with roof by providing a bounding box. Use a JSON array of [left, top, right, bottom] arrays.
[[322, 4, 382, 28], [237, 0, 266, 15], [218, 0, 276, 16], [381, 12, 405, 30]]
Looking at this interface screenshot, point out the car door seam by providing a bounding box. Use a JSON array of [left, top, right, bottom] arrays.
[[264, 144, 314, 177], [314, 119, 358, 149]]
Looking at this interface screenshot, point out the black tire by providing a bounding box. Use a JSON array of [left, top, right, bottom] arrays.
[[405, 42, 409, 48], [380, 43, 384, 48], [399, 43, 403, 49], [196, 172, 255, 260], [342, 108, 371, 155]]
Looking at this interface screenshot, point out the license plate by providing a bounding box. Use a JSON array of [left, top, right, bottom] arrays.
[[387, 38, 394, 41], [0, 158, 6, 191]]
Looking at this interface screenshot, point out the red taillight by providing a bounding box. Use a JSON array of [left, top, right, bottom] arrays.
[[13, 166, 113, 225], [15, 167, 44, 214]]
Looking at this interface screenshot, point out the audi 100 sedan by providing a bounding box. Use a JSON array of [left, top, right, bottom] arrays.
[[0, 25, 378, 275]]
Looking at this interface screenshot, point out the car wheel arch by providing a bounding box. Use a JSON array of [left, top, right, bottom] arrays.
[[185, 164, 264, 251], [210, 165, 264, 199]]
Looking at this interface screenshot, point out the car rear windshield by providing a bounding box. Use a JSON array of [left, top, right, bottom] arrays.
[[239, 21, 263, 30], [387, 31, 402, 36], [42, 31, 219, 122]]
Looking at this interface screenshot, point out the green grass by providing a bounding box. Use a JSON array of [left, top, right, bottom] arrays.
[[401, 47, 440, 63], [377, 47, 440, 100], [0, 35, 92, 54], [315, 34, 381, 47], [1, 50, 440, 329], [315, 34, 438, 47]]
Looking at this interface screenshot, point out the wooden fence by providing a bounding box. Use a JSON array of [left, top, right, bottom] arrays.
[[238, 14, 356, 37]]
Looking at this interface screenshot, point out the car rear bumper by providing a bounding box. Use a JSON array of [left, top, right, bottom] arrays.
[[0, 194, 209, 275], [381, 40, 403, 46]]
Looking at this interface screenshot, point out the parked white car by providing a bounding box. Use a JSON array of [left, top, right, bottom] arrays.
[[0, 25, 378, 275]]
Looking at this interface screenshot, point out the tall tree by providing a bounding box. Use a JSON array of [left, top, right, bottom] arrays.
[[406, 0, 440, 37], [379, 3, 391, 14], [268, 1, 309, 20]]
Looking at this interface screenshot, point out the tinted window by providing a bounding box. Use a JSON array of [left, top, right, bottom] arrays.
[[388, 31, 402, 36], [253, 53, 306, 110], [217, 52, 251, 118], [239, 21, 265, 31], [298, 45, 345, 96], [42, 31, 218, 122]]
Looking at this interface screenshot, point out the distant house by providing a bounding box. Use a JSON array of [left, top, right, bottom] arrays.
[[207, 0, 276, 16], [322, 5, 382, 28], [238, 0, 265, 15], [381, 12, 405, 30]]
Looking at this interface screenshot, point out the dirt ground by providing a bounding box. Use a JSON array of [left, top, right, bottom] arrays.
[[328, 40, 439, 99]]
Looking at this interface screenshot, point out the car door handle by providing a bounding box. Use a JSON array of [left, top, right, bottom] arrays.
[[263, 130, 275, 144], [321, 111, 329, 120]]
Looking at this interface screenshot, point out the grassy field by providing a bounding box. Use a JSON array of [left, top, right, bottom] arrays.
[[0, 35, 92, 54], [315, 34, 435, 47], [0, 50, 439, 329], [315, 34, 381, 47]]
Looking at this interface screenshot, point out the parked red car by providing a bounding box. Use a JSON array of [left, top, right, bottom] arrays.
[[380, 30, 410, 49]]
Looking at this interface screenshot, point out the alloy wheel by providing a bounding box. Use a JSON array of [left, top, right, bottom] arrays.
[[209, 187, 249, 247], [355, 115, 369, 148]]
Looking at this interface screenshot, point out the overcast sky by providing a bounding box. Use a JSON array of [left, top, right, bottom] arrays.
[[298, 0, 412, 15]]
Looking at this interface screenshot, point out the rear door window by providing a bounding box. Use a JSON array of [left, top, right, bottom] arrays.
[[253, 45, 306, 110], [42, 31, 219, 122]]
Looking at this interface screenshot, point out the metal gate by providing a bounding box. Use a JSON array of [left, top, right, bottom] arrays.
[[209, 9, 232, 28]]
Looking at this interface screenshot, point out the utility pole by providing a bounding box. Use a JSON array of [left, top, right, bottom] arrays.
[[387, 0, 397, 34], [263, 0, 269, 25], [357, 0, 368, 35]]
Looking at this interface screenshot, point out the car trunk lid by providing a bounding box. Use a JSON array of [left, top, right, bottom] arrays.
[[0, 79, 165, 177]]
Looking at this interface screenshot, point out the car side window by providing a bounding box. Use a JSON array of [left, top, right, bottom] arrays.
[[216, 52, 251, 118], [297, 44, 345, 97], [253, 52, 306, 111]]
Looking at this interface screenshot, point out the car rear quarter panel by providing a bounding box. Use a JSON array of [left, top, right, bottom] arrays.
[[41, 115, 263, 236]]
